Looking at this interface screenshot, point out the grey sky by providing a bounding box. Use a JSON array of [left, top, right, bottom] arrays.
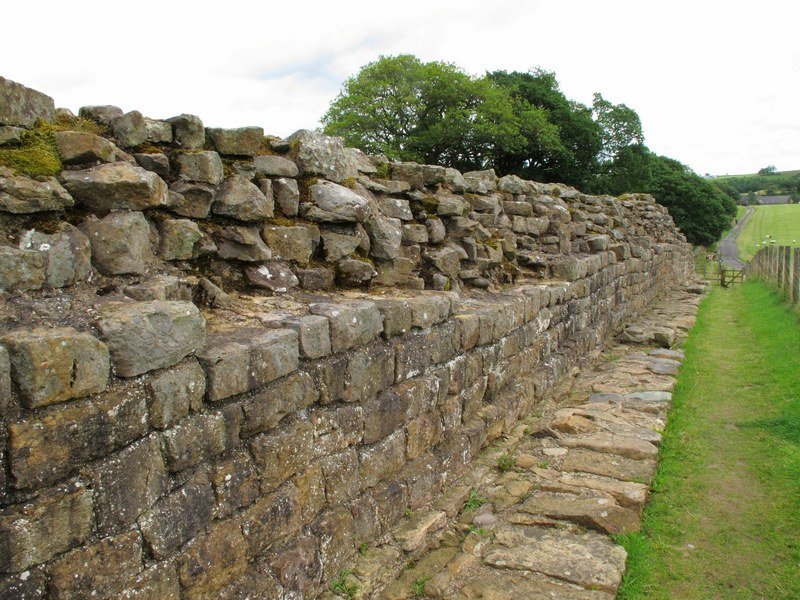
[[3, 0, 798, 176]]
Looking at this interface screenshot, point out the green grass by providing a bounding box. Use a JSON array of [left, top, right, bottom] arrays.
[[736, 204, 800, 262], [617, 281, 800, 599]]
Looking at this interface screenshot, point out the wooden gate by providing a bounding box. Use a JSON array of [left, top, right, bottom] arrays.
[[702, 260, 744, 287]]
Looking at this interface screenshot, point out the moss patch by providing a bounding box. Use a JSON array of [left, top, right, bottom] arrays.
[[0, 114, 110, 177]]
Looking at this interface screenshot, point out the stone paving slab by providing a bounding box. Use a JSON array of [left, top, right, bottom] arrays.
[[325, 287, 704, 599]]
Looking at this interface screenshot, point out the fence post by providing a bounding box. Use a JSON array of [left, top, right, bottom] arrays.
[[783, 246, 791, 293], [794, 248, 800, 305]]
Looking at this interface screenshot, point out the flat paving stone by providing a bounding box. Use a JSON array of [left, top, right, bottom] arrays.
[[483, 525, 627, 593], [560, 448, 656, 484]]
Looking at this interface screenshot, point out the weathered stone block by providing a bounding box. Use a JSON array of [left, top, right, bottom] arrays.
[[49, 531, 142, 600], [309, 301, 383, 353], [168, 181, 215, 218], [145, 118, 172, 143], [0, 246, 45, 292], [241, 370, 318, 437], [167, 114, 205, 148], [159, 218, 203, 260], [121, 560, 180, 600], [209, 448, 260, 517], [0, 568, 47, 599], [97, 301, 204, 378], [0, 76, 54, 127], [319, 448, 360, 504], [124, 275, 191, 303], [84, 435, 168, 536], [176, 519, 248, 599], [406, 411, 444, 460], [61, 162, 168, 211], [273, 177, 300, 216], [358, 429, 406, 488], [206, 126, 264, 156], [215, 225, 271, 261], [112, 110, 148, 147], [342, 343, 395, 403], [320, 230, 360, 261], [0, 167, 73, 214], [280, 315, 331, 359], [379, 197, 413, 220], [267, 535, 322, 596], [310, 404, 364, 456], [249, 418, 314, 492], [198, 328, 299, 402], [213, 174, 273, 221], [81, 211, 152, 275], [138, 474, 215, 559], [366, 215, 402, 260], [286, 129, 357, 182], [79, 105, 123, 125], [54, 130, 116, 165], [306, 181, 371, 223], [18, 223, 91, 288], [146, 358, 205, 429], [175, 151, 224, 184], [245, 261, 299, 292], [1, 327, 109, 408], [0, 485, 92, 572], [363, 388, 411, 444], [8, 387, 148, 489], [311, 507, 356, 580], [374, 298, 413, 337], [161, 413, 227, 471], [134, 152, 171, 176], [253, 155, 299, 177], [408, 295, 451, 329], [263, 225, 314, 264], [239, 482, 303, 557]]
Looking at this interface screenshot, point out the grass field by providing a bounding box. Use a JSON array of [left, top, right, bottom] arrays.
[[616, 282, 800, 599], [736, 204, 800, 261]]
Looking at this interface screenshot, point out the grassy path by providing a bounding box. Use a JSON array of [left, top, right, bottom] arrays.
[[617, 281, 800, 599]]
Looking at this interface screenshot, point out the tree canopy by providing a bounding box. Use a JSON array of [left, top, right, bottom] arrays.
[[321, 54, 737, 246]]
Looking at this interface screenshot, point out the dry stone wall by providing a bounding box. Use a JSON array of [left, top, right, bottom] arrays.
[[0, 76, 693, 598]]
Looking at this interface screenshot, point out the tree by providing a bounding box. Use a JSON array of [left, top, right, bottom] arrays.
[[488, 70, 603, 188], [591, 93, 644, 162], [645, 154, 737, 246], [757, 165, 777, 175], [321, 55, 546, 172]]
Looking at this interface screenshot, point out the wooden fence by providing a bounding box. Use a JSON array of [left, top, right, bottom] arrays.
[[745, 245, 800, 305]]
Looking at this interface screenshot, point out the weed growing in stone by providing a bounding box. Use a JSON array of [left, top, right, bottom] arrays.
[[496, 452, 516, 472], [357, 542, 369, 556], [330, 569, 358, 599], [468, 525, 490, 536], [463, 489, 487, 511], [411, 575, 431, 598]]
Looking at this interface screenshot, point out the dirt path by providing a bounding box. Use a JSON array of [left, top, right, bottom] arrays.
[[718, 207, 753, 268]]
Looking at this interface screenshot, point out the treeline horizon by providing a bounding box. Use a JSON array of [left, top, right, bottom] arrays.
[[320, 55, 737, 246]]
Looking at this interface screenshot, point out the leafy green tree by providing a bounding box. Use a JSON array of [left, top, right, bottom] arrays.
[[757, 165, 777, 175], [645, 154, 736, 246], [592, 143, 652, 195], [321, 55, 548, 172], [591, 93, 644, 162], [488, 69, 603, 188]]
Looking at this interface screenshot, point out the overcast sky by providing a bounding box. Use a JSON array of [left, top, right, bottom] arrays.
[[3, 0, 798, 176]]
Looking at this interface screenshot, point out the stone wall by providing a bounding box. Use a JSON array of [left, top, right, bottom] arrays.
[[0, 76, 693, 598]]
